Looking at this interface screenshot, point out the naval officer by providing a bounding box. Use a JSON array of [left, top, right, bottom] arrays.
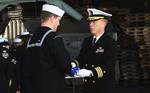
[[76, 8, 118, 93]]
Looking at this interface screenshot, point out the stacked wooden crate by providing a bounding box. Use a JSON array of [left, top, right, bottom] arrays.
[[125, 13, 150, 86]]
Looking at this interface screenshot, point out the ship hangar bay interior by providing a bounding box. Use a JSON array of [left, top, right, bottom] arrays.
[[0, 0, 149, 93]]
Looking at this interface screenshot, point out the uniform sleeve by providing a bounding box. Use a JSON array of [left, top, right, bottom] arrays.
[[53, 36, 71, 73]]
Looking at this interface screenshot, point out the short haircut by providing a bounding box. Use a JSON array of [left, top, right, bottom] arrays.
[[41, 11, 58, 23]]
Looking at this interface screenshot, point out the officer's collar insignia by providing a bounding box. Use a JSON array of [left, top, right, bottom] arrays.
[[95, 47, 104, 53]]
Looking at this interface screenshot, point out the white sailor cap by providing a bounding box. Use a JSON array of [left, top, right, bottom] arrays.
[[21, 31, 30, 36], [0, 38, 8, 43], [42, 4, 65, 17], [87, 8, 112, 21], [13, 38, 22, 43]]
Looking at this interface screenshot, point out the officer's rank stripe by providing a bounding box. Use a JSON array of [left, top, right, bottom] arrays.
[[95, 67, 103, 78], [95, 67, 100, 78]]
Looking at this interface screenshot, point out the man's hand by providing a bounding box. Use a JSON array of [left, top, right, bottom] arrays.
[[71, 59, 79, 68], [71, 62, 76, 68]]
